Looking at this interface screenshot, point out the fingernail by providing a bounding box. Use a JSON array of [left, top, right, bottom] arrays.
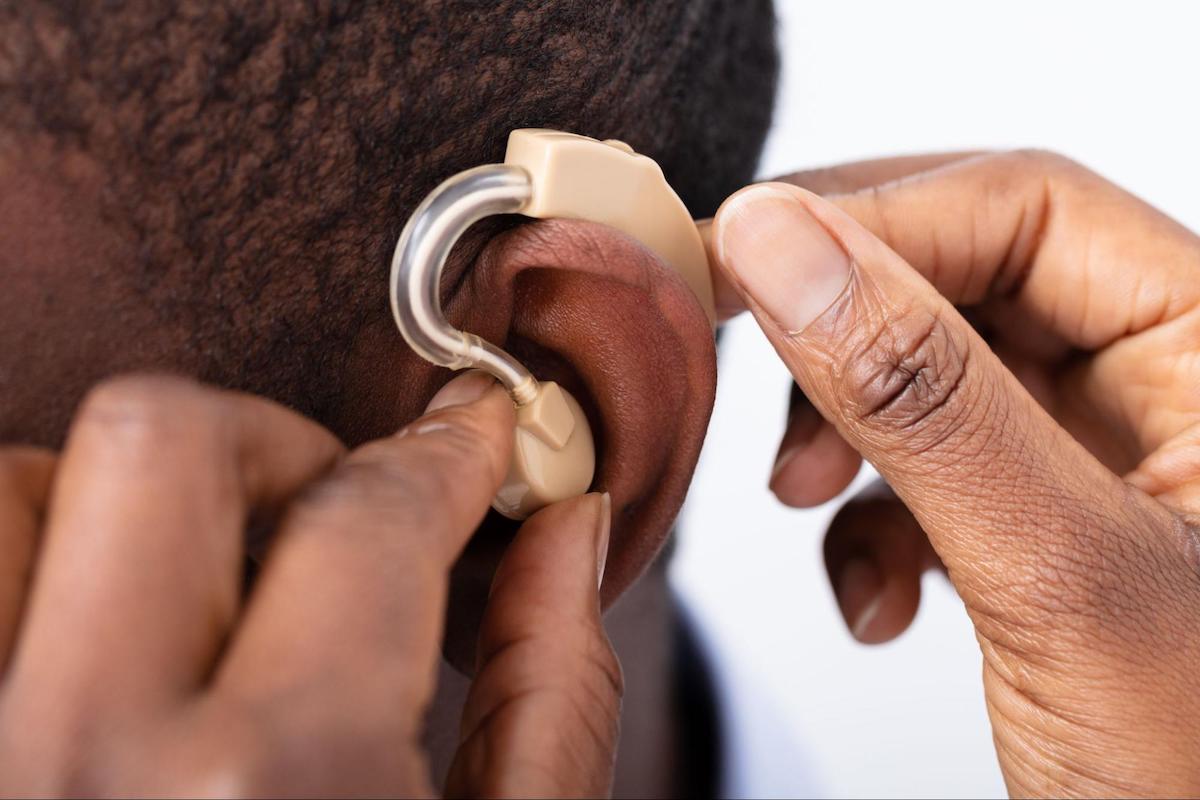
[[425, 370, 497, 413], [770, 444, 800, 487], [714, 184, 852, 333], [595, 492, 612, 589], [837, 558, 883, 642]]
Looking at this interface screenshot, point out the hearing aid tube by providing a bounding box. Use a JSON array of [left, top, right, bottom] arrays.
[[390, 129, 715, 520], [391, 164, 540, 405], [389, 163, 596, 519]]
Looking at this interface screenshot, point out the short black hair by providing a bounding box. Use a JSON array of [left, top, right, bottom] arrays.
[[1, 0, 778, 427]]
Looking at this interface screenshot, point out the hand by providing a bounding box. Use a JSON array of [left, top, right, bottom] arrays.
[[712, 151, 1200, 796], [0, 372, 620, 798]]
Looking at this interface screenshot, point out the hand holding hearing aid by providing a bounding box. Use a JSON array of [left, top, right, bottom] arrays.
[[0, 373, 619, 796], [712, 151, 1200, 795]]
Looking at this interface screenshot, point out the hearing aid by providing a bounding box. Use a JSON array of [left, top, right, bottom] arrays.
[[390, 128, 714, 520]]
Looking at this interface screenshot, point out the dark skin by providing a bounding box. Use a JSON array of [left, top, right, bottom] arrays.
[[0, 142, 717, 797], [0, 2, 779, 795], [0, 0, 754, 673], [10, 1, 1200, 789], [0, 136, 717, 653], [710, 151, 1200, 795], [0, 0, 775, 448], [0, 372, 623, 796], [19, 142, 1200, 797]]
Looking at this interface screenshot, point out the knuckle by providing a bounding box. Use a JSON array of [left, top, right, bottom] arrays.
[[1008, 147, 1078, 174], [835, 303, 977, 455], [166, 739, 275, 798], [291, 457, 436, 534], [168, 704, 295, 798], [423, 404, 503, 455], [74, 374, 216, 444], [1173, 514, 1200, 579], [190, 751, 274, 798], [583, 630, 625, 703], [1006, 148, 1097, 197], [290, 432, 483, 540]]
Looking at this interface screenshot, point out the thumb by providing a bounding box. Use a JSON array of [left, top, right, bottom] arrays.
[[446, 492, 621, 799], [712, 183, 1135, 607]]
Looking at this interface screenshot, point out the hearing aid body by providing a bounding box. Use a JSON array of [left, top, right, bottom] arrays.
[[503, 130, 716, 322], [390, 129, 713, 519]]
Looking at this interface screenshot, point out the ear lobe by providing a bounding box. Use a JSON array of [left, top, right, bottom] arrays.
[[451, 218, 718, 606]]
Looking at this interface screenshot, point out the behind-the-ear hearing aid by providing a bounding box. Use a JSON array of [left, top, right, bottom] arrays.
[[390, 129, 714, 520]]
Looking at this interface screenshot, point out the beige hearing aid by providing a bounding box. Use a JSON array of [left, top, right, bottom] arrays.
[[390, 129, 714, 519]]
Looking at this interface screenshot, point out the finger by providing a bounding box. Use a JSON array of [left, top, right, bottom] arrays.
[[712, 183, 1157, 618], [774, 151, 985, 196], [831, 151, 1200, 458], [1127, 422, 1200, 516], [447, 492, 619, 800], [700, 151, 984, 319], [216, 372, 514, 736], [823, 481, 941, 644], [0, 447, 55, 670], [829, 149, 1200, 344], [760, 154, 981, 505], [770, 384, 861, 508], [707, 155, 975, 503], [7, 376, 342, 718]]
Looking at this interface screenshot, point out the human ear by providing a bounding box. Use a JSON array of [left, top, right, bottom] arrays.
[[464, 218, 717, 601], [359, 216, 716, 670]]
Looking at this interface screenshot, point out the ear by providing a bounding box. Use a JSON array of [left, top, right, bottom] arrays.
[[334, 218, 716, 668], [469, 219, 717, 600]]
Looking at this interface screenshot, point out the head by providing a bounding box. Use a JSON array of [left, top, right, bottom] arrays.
[[0, 1, 778, 662]]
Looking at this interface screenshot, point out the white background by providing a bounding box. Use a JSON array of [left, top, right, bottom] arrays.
[[671, 1, 1200, 797]]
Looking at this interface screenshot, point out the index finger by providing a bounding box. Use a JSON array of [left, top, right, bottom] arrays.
[[215, 373, 514, 722], [6, 376, 343, 721], [829, 149, 1200, 348], [702, 152, 983, 320]]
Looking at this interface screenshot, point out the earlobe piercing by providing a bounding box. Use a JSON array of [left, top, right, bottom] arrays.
[[390, 129, 714, 520]]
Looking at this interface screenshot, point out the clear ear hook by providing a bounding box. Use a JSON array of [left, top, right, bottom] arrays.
[[387, 129, 714, 520], [389, 163, 540, 406], [388, 145, 597, 521]]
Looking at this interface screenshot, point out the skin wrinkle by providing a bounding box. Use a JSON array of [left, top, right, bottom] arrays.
[[1018, 172, 1055, 297], [808, 272, 979, 459], [990, 188, 1030, 299], [871, 350, 1179, 657], [987, 668, 1171, 797], [873, 313, 972, 436], [964, 474, 1196, 708]]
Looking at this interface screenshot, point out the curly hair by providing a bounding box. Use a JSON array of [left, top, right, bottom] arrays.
[[0, 0, 777, 427]]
